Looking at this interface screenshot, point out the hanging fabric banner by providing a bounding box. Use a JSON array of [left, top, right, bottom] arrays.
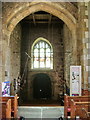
[[70, 66, 81, 96]]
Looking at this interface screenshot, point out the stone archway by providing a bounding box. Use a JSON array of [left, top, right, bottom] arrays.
[[3, 2, 77, 42], [2, 2, 78, 88]]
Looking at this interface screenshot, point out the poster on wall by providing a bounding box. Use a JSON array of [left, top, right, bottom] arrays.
[[2, 81, 10, 96], [70, 66, 81, 96]]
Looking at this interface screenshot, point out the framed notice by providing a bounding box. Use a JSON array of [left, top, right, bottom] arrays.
[[70, 66, 81, 96]]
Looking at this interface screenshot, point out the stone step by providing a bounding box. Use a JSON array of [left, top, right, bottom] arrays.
[[18, 106, 64, 119]]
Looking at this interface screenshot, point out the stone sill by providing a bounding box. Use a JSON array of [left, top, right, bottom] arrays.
[[29, 69, 54, 72]]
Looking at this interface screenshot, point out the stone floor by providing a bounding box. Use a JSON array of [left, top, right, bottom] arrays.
[[19, 99, 64, 106], [18, 106, 64, 119]]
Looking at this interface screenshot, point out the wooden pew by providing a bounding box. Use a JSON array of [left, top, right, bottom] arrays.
[[70, 100, 90, 119], [64, 94, 90, 118], [2, 94, 18, 118], [1, 99, 11, 119]]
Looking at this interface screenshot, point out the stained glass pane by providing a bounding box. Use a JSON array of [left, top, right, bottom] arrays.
[[39, 57, 44, 68], [34, 48, 38, 57], [36, 44, 39, 48], [34, 58, 39, 68], [40, 42, 43, 48], [46, 44, 49, 48], [42, 42, 45, 48], [46, 58, 50, 67], [46, 48, 50, 57], [40, 48, 44, 57]]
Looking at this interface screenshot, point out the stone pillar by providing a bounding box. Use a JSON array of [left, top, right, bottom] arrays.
[[5, 45, 11, 81], [88, 1, 90, 93], [83, 2, 89, 93], [2, 33, 11, 82], [78, 2, 89, 95], [0, 1, 2, 119], [72, 29, 78, 65]]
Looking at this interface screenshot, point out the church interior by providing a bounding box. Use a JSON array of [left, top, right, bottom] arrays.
[[0, 1, 90, 119]]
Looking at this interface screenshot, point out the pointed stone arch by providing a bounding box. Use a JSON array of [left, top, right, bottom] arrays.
[[5, 2, 77, 37]]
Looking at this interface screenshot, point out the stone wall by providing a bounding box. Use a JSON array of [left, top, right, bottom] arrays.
[[20, 21, 64, 101], [9, 23, 21, 94], [88, 2, 90, 91], [63, 24, 72, 91]]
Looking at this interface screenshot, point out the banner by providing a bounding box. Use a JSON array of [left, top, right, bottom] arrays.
[[70, 66, 81, 96]]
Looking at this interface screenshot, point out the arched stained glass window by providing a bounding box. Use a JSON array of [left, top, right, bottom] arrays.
[[31, 38, 53, 69]]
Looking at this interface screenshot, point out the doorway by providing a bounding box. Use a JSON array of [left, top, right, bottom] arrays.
[[33, 73, 52, 99]]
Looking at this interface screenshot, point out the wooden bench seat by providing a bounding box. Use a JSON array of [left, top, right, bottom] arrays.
[[64, 94, 90, 118], [1, 99, 11, 119], [1, 94, 18, 118], [70, 100, 90, 119]]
